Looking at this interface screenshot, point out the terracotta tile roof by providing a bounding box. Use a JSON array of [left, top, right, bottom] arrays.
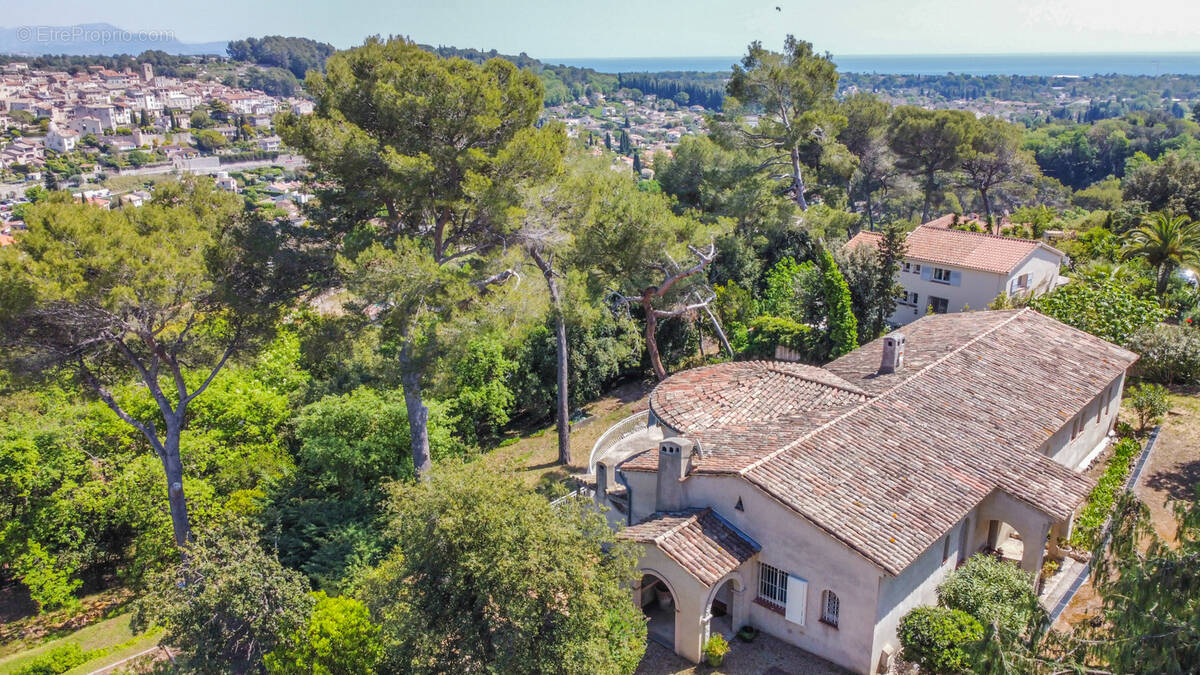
[[844, 230, 883, 250], [904, 225, 1058, 275], [650, 361, 869, 434], [841, 218, 1063, 275], [625, 309, 1138, 576], [619, 509, 759, 586], [0, 234, 14, 247]]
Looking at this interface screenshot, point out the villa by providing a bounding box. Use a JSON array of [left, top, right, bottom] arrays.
[[588, 308, 1136, 673], [846, 217, 1066, 326]]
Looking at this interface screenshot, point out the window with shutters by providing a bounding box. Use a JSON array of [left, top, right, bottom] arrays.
[[758, 562, 787, 605], [820, 590, 840, 627], [932, 267, 953, 283], [1016, 273, 1031, 290]]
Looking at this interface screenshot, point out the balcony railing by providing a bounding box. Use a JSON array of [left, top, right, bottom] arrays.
[[588, 410, 651, 474]]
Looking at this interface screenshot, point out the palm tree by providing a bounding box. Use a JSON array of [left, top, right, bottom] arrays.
[[1122, 212, 1200, 296]]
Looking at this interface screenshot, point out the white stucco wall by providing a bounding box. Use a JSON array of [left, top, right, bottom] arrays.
[[890, 262, 1006, 326], [1003, 248, 1063, 298], [1041, 373, 1125, 470], [871, 515, 970, 671]]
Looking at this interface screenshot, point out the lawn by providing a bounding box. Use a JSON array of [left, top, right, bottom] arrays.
[[0, 613, 159, 675], [485, 379, 652, 492]]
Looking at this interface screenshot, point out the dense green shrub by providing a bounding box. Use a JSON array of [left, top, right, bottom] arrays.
[[745, 315, 815, 359], [445, 336, 515, 447], [1126, 324, 1200, 384], [1030, 278, 1167, 345], [937, 554, 1041, 636], [898, 606, 983, 674], [1069, 437, 1142, 548], [133, 524, 315, 673], [13, 644, 89, 675], [265, 592, 383, 674], [15, 540, 80, 612]]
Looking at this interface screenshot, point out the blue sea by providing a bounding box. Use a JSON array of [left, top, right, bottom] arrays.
[[547, 53, 1200, 77]]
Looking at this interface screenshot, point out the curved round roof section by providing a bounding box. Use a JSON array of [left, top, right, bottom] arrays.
[[649, 361, 870, 435]]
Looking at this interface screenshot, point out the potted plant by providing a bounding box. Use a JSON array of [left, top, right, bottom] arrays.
[[703, 634, 730, 667], [735, 625, 759, 643]]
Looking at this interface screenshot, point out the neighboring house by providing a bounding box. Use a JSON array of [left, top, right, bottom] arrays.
[[846, 218, 1066, 326], [45, 123, 79, 154], [589, 309, 1136, 673]]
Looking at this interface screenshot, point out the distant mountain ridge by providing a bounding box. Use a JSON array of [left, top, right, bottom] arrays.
[[0, 23, 226, 56]]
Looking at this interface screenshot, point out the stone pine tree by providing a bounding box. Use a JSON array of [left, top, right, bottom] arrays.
[[576, 171, 721, 381], [888, 106, 974, 222], [959, 116, 1035, 224], [515, 166, 596, 466], [0, 179, 316, 550], [719, 35, 847, 210], [278, 38, 565, 479], [838, 93, 894, 230]]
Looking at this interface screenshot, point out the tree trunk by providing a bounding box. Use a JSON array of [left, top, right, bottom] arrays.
[[922, 170, 935, 223], [536, 256, 572, 467], [643, 296, 667, 381], [696, 291, 734, 358], [790, 147, 809, 211], [980, 188, 993, 230], [530, 248, 571, 466], [160, 420, 191, 548], [865, 189, 875, 231], [398, 340, 432, 479]]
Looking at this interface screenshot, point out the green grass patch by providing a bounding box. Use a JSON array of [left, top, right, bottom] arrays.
[[0, 614, 158, 675]]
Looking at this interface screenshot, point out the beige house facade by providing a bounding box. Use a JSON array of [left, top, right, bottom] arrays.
[[590, 309, 1135, 673]]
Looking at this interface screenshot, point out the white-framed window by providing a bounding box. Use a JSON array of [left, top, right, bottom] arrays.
[[899, 290, 919, 306], [1016, 273, 1031, 290], [913, 264, 922, 274], [820, 590, 840, 627], [902, 262, 912, 273], [759, 562, 787, 605], [932, 267, 953, 283]]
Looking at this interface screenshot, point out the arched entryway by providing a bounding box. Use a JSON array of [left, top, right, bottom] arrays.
[[638, 572, 677, 648], [703, 575, 743, 643]]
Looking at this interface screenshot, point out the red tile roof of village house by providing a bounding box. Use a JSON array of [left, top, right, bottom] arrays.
[[618, 509, 759, 586], [625, 309, 1138, 576], [0, 234, 14, 247], [650, 361, 869, 434], [844, 220, 1064, 275]]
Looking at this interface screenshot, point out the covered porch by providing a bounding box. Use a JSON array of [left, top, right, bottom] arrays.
[[620, 508, 759, 663], [974, 489, 1074, 585]]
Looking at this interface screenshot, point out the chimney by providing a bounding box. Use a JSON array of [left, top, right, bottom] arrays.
[[656, 437, 693, 512], [879, 333, 906, 374]]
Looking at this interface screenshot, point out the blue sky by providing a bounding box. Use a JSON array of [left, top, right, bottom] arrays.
[[6, 0, 1200, 57]]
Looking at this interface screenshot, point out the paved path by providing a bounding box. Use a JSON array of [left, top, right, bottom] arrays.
[[635, 633, 849, 675]]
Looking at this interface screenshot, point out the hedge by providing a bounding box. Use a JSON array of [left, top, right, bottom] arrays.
[[1068, 437, 1142, 549]]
